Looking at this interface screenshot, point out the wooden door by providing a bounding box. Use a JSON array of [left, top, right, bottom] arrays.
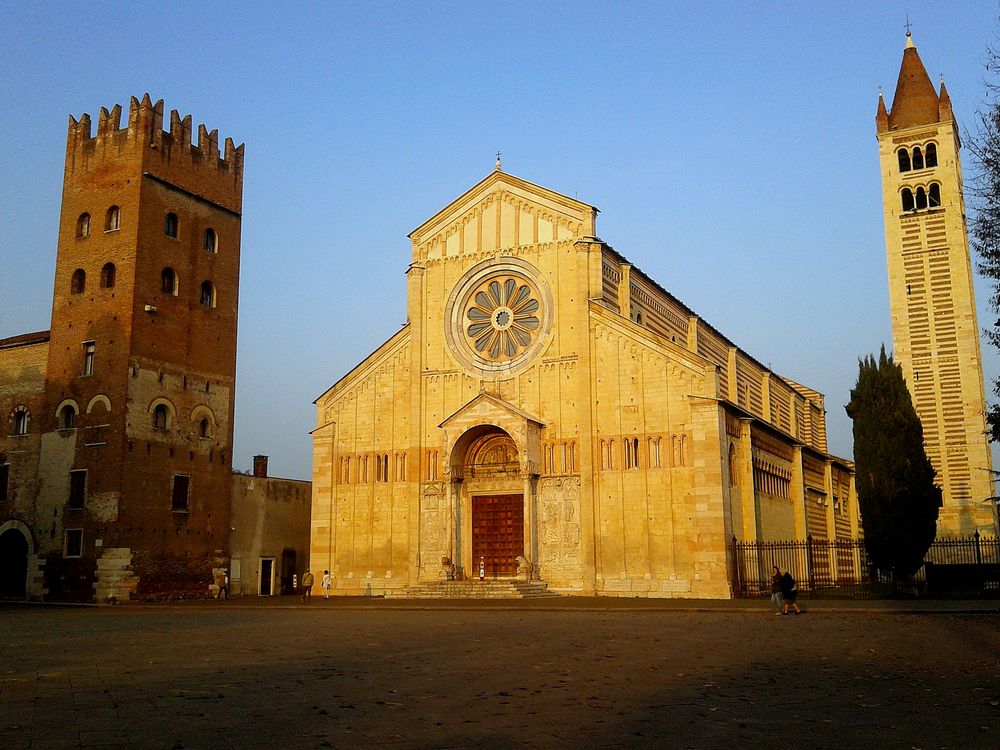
[[471, 494, 524, 577]]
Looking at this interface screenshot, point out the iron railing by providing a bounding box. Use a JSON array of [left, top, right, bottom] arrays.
[[730, 532, 1000, 599]]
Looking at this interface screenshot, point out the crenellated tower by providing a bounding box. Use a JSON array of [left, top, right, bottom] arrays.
[[876, 33, 996, 535], [42, 94, 245, 599]]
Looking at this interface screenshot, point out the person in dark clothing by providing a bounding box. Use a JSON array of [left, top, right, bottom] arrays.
[[781, 570, 801, 614], [770, 566, 784, 615]]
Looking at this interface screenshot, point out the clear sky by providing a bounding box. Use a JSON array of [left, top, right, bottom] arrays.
[[2, 1, 998, 480]]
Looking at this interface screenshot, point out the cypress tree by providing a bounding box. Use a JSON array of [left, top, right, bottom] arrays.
[[845, 347, 941, 577]]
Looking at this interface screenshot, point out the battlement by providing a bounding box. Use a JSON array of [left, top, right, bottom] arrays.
[[66, 94, 244, 206]]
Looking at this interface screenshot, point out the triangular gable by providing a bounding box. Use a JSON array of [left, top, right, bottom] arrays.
[[439, 392, 545, 430], [409, 170, 598, 259]]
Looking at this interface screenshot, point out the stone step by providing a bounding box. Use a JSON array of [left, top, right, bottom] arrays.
[[388, 579, 558, 599]]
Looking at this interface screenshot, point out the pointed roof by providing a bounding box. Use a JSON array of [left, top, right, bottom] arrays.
[[887, 33, 942, 130]]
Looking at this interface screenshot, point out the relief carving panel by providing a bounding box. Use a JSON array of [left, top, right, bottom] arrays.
[[538, 476, 581, 574]]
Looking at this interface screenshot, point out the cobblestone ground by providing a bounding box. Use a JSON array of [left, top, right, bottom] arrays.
[[1, 604, 998, 749]]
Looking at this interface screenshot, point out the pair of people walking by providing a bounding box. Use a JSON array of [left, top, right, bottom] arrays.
[[770, 565, 801, 615]]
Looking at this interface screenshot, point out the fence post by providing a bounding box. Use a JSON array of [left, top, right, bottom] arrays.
[[730, 536, 741, 598], [974, 529, 982, 567], [806, 534, 815, 593]]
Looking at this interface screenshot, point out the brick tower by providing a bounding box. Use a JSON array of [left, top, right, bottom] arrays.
[[41, 95, 244, 599], [876, 33, 996, 535]]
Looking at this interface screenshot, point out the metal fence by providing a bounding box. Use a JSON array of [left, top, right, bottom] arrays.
[[730, 532, 1000, 599]]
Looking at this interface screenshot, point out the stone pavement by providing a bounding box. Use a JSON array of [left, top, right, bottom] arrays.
[[1, 598, 998, 749]]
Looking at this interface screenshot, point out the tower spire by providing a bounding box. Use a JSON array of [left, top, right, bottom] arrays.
[[886, 26, 939, 130]]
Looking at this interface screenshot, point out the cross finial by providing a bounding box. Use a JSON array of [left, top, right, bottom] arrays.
[[495, 150, 502, 171], [904, 15, 912, 37]]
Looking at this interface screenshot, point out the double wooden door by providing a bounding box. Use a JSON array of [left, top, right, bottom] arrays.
[[471, 494, 524, 577]]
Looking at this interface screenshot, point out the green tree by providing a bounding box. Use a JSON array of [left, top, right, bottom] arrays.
[[969, 38, 1000, 440], [845, 347, 941, 577]]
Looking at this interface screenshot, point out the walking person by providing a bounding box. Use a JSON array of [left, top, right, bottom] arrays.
[[301, 569, 315, 602], [781, 568, 801, 615], [215, 569, 229, 600], [322, 569, 332, 599], [770, 565, 784, 615]]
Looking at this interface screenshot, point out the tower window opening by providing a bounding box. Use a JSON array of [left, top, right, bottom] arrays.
[[915, 186, 928, 210], [925, 142, 938, 168], [901, 188, 915, 212], [100, 262, 116, 289], [12, 407, 29, 436], [912, 146, 924, 170], [153, 404, 169, 429], [161, 267, 177, 295], [204, 228, 218, 253], [64, 529, 83, 558], [897, 148, 911, 172], [171, 474, 190, 513], [199, 418, 210, 439], [68, 469, 87, 509], [71, 268, 86, 294], [82, 341, 95, 377], [200, 281, 216, 308], [164, 212, 178, 238], [105, 206, 120, 232], [59, 404, 77, 429], [77, 213, 91, 238], [929, 183, 941, 207]]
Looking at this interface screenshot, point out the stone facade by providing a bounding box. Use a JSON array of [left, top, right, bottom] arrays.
[[0, 96, 245, 601], [311, 169, 856, 599], [876, 34, 997, 535]]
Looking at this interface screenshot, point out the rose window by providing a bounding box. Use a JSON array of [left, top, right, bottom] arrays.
[[465, 278, 540, 360]]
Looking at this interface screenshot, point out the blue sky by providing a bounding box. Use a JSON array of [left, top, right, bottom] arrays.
[[1, 1, 997, 480]]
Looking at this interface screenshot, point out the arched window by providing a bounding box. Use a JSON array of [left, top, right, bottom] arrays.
[[204, 228, 218, 253], [100, 262, 116, 289], [929, 183, 941, 207], [901, 188, 915, 212], [199, 418, 210, 439], [153, 404, 169, 429], [164, 212, 178, 238], [71, 268, 86, 294], [897, 148, 911, 172], [925, 142, 938, 168], [200, 281, 216, 308], [59, 404, 77, 429], [915, 186, 928, 210], [77, 213, 91, 238], [912, 146, 924, 170], [12, 407, 29, 436], [161, 267, 177, 295], [105, 206, 120, 232]]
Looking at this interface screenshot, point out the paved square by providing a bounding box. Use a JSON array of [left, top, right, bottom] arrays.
[[1, 603, 998, 749]]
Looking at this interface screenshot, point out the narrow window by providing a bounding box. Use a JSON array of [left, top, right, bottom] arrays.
[[153, 404, 169, 429], [105, 206, 120, 232], [915, 186, 928, 210], [77, 213, 91, 238], [199, 418, 210, 438], [59, 404, 76, 429], [901, 188, 915, 212], [897, 149, 911, 172], [12, 408, 29, 436], [912, 146, 924, 170], [925, 142, 938, 168], [728, 444, 738, 487], [171, 474, 190, 513], [0, 463, 9, 503], [204, 228, 218, 253], [64, 529, 83, 558], [161, 267, 177, 295], [71, 268, 86, 294], [82, 341, 95, 376], [100, 262, 116, 289], [375, 454, 383, 482], [929, 183, 941, 207], [68, 469, 87, 509], [679, 435, 687, 466], [164, 212, 178, 238], [200, 281, 216, 307]]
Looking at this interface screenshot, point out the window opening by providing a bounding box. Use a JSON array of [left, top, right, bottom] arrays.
[[200, 281, 216, 307], [171, 474, 190, 513], [164, 212, 178, 238], [161, 267, 177, 295], [68, 469, 87, 509], [199, 418, 210, 439], [153, 404, 169, 429], [82, 341, 95, 377], [12, 408, 29, 436], [100, 262, 116, 288], [925, 142, 938, 168], [71, 268, 86, 294], [929, 183, 941, 207], [64, 529, 83, 558], [59, 404, 76, 429], [912, 146, 924, 170], [204, 228, 218, 253], [77, 213, 91, 238], [105, 206, 120, 232], [897, 148, 911, 172], [901, 188, 915, 212], [915, 186, 928, 210]]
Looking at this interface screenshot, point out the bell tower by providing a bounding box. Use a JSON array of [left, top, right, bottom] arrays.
[[876, 32, 996, 534]]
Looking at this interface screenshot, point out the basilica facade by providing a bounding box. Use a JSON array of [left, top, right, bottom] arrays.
[[310, 169, 856, 598]]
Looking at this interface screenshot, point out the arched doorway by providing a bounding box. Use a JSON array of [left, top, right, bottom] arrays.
[[465, 430, 524, 577], [0, 527, 28, 598]]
